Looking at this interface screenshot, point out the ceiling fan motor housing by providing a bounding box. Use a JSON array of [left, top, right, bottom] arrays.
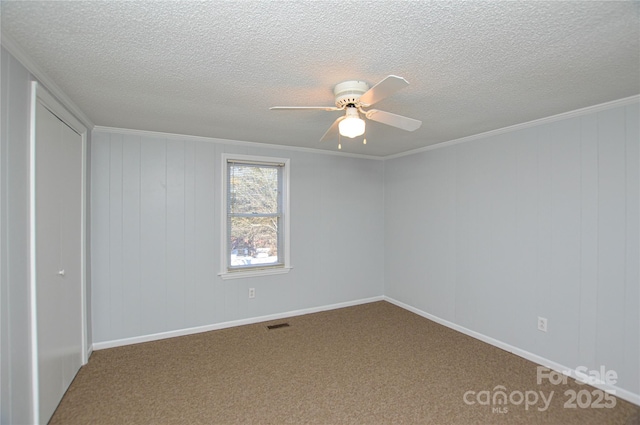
[[333, 80, 370, 108]]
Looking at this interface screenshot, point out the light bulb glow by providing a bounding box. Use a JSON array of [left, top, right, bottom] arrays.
[[339, 117, 365, 138], [338, 107, 365, 138]]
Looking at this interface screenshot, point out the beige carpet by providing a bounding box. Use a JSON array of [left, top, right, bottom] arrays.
[[51, 301, 639, 424]]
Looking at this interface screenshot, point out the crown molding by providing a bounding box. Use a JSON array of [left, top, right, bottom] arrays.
[[1, 30, 94, 130], [92, 126, 384, 161], [384, 95, 640, 160]]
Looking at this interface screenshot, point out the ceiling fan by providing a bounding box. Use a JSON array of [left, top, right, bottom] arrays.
[[270, 75, 422, 147]]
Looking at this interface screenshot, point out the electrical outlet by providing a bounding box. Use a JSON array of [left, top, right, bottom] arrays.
[[537, 317, 548, 332], [248, 288, 255, 299]]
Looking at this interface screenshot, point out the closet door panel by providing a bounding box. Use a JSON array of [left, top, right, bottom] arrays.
[[58, 121, 83, 390], [35, 102, 83, 423], [35, 102, 64, 421]]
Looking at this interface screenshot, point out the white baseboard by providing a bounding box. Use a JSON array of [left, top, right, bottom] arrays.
[[92, 296, 384, 351], [383, 296, 640, 407]]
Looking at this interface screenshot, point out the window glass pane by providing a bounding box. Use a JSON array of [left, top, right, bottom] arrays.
[[230, 216, 279, 266], [229, 165, 279, 214]]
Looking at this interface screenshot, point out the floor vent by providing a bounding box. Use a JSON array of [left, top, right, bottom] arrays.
[[267, 323, 290, 330]]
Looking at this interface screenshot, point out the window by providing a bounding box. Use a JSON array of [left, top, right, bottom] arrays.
[[220, 154, 290, 279]]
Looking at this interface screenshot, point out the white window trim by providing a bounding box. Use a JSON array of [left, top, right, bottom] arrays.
[[219, 153, 291, 280]]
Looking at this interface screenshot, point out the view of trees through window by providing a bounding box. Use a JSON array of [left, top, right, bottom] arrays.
[[228, 163, 281, 268]]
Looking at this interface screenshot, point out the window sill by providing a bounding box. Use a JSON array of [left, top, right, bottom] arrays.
[[218, 266, 292, 280]]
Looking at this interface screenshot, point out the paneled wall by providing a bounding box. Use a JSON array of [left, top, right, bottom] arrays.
[[1, 46, 35, 424], [90, 131, 385, 343], [384, 102, 639, 396]]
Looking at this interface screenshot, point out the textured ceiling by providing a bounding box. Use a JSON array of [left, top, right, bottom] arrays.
[[2, 1, 639, 157]]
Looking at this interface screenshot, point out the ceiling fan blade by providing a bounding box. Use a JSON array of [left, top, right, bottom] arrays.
[[270, 106, 341, 111], [365, 109, 422, 131], [358, 75, 409, 107], [320, 116, 345, 142]]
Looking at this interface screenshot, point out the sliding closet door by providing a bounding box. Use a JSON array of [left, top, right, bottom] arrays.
[[34, 101, 83, 423]]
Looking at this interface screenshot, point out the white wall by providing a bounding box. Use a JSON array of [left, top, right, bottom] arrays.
[[90, 130, 385, 343], [1, 46, 35, 425], [384, 101, 639, 397]]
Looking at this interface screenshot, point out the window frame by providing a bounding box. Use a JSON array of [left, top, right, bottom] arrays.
[[219, 153, 291, 280]]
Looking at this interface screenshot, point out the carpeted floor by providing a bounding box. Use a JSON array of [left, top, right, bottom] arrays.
[[51, 301, 640, 424]]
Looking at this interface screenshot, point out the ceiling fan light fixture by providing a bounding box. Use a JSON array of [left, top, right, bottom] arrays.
[[338, 107, 365, 138], [270, 75, 421, 143]]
